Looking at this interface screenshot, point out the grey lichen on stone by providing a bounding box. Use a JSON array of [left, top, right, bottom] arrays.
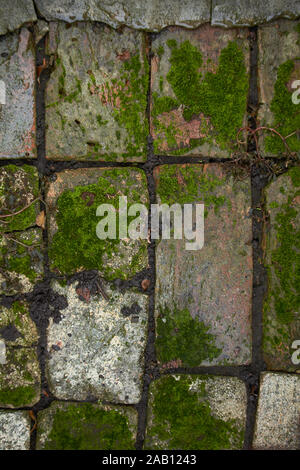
[[212, 0, 300, 27], [145, 375, 247, 450], [0, 28, 36, 158], [35, 0, 210, 31], [263, 168, 300, 371], [0, 411, 31, 450], [46, 280, 148, 404], [0, 1, 36, 36], [36, 401, 138, 450], [253, 372, 300, 449], [45, 22, 148, 161]]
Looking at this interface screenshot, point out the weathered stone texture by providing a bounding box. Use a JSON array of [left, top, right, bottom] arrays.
[[253, 373, 300, 449], [45, 22, 148, 161], [263, 167, 300, 371], [212, 0, 300, 27], [145, 375, 247, 449], [35, 0, 210, 31], [258, 20, 300, 156], [151, 26, 249, 157], [46, 281, 148, 404], [0, 165, 43, 294], [154, 164, 252, 367], [36, 402, 137, 450], [0, 1, 36, 36], [46, 167, 148, 279], [0, 411, 31, 450], [0, 29, 36, 158]]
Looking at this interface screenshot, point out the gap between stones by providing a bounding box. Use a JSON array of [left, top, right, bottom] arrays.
[[0, 23, 292, 451]]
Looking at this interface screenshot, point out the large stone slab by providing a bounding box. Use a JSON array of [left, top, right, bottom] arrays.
[[258, 20, 300, 156], [46, 167, 148, 279], [0, 165, 43, 294], [263, 167, 300, 371], [0, 29, 36, 158], [46, 281, 148, 404], [36, 402, 137, 450], [35, 0, 210, 32], [212, 0, 300, 27], [0, 1, 36, 36], [150, 26, 249, 157], [154, 164, 252, 367], [145, 375, 247, 450], [0, 411, 31, 450], [45, 22, 148, 161], [253, 372, 300, 450]]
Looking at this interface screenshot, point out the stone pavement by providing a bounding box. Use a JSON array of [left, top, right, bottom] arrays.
[[0, 1, 299, 451]]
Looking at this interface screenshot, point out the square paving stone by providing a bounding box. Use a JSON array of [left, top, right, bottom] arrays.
[[154, 164, 252, 367], [253, 372, 300, 450], [46, 280, 148, 404], [36, 402, 137, 450], [263, 167, 300, 371], [0, 411, 31, 450], [0, 28, 36, 159], [258, 20, 300, 156], [45, 22, 148, 161], [0, 346, 40, 408], [46, 167, 148, 280], [150, 25, 249, 157], [0, 165, 43, 294], [144, 375, 247, 450]]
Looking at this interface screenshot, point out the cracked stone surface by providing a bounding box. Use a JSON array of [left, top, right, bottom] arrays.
[[0, 28, 36, 159], [145, 375, 247, 450], [258, 20, 300, 156], [46, 167, 148, 279], [35, 0, 210, 31], [263, 168, 300, 371], [46, 281, 148, 404], [0, 1, 36, 36], [212, 0, 300, 27], [154, 164, 252, 367], [36, 402, 138, 450], [0, 165, 43, 294], [150, 25, 249, 157], [253, 373, 300, 450], [45, 22, 148, 161], [0, 411, 31, 450]]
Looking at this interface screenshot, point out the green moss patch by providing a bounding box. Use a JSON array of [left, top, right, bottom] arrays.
[[48, 169, 148, 278], [265, 60, 300, 154], [0, 165, 39, 232], [39, 403, 136, 450], [155, 165, 228, 214], [156, 306, 221, 366], [145, 375, 244, 450], [153, 40, 248, 153], [0, 386, 36, 408]]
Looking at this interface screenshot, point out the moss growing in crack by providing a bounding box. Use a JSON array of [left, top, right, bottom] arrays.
[[0, 385, 36, 408], [145, 376, 243, 450], [0, 165, 39, 232], [156, 306, 221, 366], [265, 60, 300, 154], [156, 165, 227, 214], [42, 404, 135, 450], [48, 169, 148, 278], [153, 40, 248, 151]]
